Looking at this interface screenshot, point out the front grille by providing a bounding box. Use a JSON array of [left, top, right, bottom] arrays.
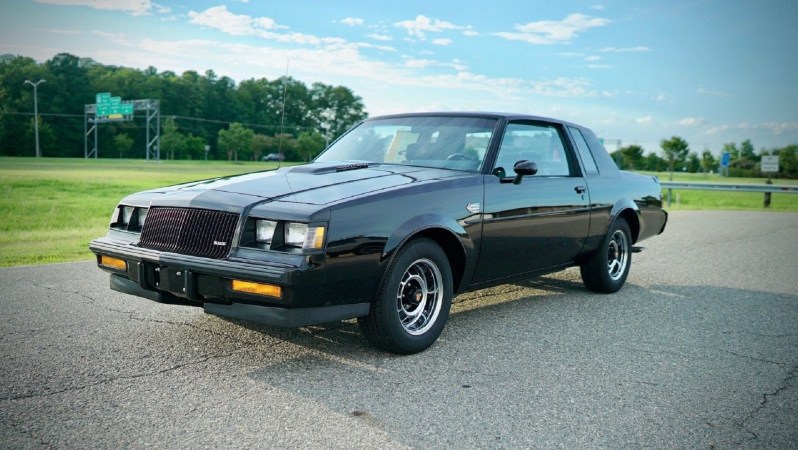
[[138, 207, 239, 259]]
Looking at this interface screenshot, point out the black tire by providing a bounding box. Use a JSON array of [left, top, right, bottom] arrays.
[[358, 238, 453, 354], [580, 217, 632, 293]]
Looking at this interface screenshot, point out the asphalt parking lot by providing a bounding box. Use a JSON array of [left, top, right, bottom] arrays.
[[1, 210, 796, 448]]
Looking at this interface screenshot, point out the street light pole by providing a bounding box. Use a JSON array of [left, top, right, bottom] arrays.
[[24, 79, 46, 158]]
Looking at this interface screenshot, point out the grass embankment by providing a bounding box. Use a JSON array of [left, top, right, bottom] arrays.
[[0, 158, 796, 267], [0, 157, 279, 267]]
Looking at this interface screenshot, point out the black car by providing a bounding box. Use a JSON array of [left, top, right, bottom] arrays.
[[90, 112, 667, 354]]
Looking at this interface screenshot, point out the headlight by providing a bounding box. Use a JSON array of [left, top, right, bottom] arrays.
[[137, 208, 148, 227], [122, 206, 135, 225], [114, 205, 148, 231], [256, 220, 277, 243], [285, 223, 325, 250]]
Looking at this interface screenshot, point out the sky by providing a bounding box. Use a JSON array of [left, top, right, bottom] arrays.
[[2, 0, 797, 155]]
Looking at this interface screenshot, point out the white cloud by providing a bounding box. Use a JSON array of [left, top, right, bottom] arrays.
[[530, 77, 607, 97], [394, 15, 458, 39], [366, 33, 392, 41], [92, 30, 130, 45], [451, 59, 468, 71], [653, 92, 670, 102], [188, 6, 348, 47], [403, 57, 467, 71], [34, 0, 154, 15], [340, 17, 364, 27], [404, 58, 437, 69], [152, 2, 169, 13], [636, 116, 653, 125], [584, 55, 601, 61], [762, 122, 798, 135], [462, 26, 480, 37], [600, 46, 650, 53], [187, 5, 291, 35], [679, 117, 705, 126], [494, 13, 609, 45], [188, 6, 280, 36], [432, 38, 453, 46]]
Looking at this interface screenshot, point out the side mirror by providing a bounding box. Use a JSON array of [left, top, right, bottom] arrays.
[[512, 160, 538, 185]]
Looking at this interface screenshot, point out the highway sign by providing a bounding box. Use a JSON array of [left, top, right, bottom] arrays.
[[761, 155, 779, 173], [95, 92, 133, 121]]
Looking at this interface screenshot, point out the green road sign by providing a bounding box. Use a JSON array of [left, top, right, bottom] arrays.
[[95, 92, 133, 120]]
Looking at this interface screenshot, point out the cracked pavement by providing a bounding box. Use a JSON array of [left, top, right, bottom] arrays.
[[1, 210, 797, 448]]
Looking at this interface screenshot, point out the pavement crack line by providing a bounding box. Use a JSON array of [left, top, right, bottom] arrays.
[[734, 363, 798, 444], [0, 349, 242, 403], [28, 279, 102, 303], [715, 348, 785, 366]]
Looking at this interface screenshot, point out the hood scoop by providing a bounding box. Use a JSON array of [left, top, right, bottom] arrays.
[[290, 162, 372, 175], [335, 163, 370, 172]]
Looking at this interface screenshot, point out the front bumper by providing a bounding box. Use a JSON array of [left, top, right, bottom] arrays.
[[90, 237, 369, 327]]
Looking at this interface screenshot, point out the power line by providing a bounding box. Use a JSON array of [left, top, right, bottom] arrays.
[[0, 111, 311, 132]]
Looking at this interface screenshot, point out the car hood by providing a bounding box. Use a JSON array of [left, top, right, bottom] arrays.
[[134, 162, 471, 208]]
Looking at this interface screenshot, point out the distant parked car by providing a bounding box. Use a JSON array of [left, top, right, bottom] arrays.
[[90, 112, 667, 354], [262, 153, 284, 161]]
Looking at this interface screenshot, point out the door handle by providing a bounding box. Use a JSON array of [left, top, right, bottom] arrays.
[[574, 186, 587, 194]]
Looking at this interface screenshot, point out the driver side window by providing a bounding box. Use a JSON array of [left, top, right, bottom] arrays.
[[493, 123, 572, 177]]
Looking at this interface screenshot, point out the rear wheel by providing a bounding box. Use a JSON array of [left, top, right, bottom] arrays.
[[358, 238, 452, 354], [580, 217, 632, 293]]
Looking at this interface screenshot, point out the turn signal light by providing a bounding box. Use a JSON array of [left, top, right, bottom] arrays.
[[99, 255, 127, 271], [231, 280, 282, 298]]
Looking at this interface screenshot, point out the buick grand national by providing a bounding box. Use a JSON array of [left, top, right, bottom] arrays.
[[90, 112, 667, 354]]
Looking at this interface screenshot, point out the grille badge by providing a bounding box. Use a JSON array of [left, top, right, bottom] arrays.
[[213, 241, 227, 246]]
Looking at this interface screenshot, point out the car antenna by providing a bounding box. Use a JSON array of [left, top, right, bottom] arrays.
[[276, 59, 289, 169]]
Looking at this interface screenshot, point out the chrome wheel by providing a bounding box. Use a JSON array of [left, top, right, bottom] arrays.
[[396, 258, 443, 336], [581, 217, 632, 293], [607, 229, 629, 281], [358, 238, 453, 354]]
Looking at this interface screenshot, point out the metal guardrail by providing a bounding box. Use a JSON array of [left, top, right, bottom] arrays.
[[659, 181, 798, 208], [660, 181, 798, 193]]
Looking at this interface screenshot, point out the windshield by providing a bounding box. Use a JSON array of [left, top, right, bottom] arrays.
[[315, 115, 498, 171]]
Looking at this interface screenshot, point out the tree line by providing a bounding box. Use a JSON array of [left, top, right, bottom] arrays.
[[611, 137, 798, 178], [0, 53, 367, 161]]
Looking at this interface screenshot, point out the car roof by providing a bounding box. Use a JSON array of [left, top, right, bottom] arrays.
[[363, 111, 583, 129]]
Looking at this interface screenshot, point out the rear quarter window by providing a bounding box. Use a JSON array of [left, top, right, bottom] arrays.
[[568, 126, 600, 175]]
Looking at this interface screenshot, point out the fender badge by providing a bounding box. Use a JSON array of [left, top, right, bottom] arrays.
[[466, 203, 481, 214]]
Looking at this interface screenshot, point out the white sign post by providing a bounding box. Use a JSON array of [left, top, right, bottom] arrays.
[[761, 155, 779, 174], [761, 155, 779, 208]]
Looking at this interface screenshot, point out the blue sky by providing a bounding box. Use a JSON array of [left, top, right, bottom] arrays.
[[2, 0, 797, 155]]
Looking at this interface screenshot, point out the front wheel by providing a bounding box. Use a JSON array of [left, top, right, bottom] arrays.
[[358, 238, 453, 354], [580, 217, 632, 293]]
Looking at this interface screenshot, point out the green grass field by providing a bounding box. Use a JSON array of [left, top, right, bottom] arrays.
[[1, 157, 796, 267], [640, 171, 798, 211], [0, 157, 281, 267]]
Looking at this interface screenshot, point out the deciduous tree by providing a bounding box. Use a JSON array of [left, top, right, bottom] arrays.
[[218, 123, 254, 161], [660, 136, 690, 179]]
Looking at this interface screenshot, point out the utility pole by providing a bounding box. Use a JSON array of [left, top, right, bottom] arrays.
[[24, 79, 46, 157]]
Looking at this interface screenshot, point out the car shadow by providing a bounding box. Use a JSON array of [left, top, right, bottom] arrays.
[[204, 273, 590, 359], [147, 279, 798, 448]]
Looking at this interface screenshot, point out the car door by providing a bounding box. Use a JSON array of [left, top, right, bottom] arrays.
[[471, 120, 591, 284]]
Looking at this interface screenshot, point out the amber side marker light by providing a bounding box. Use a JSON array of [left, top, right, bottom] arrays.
[[231, 280, 282, 298], [99, 255, 127, 271]]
